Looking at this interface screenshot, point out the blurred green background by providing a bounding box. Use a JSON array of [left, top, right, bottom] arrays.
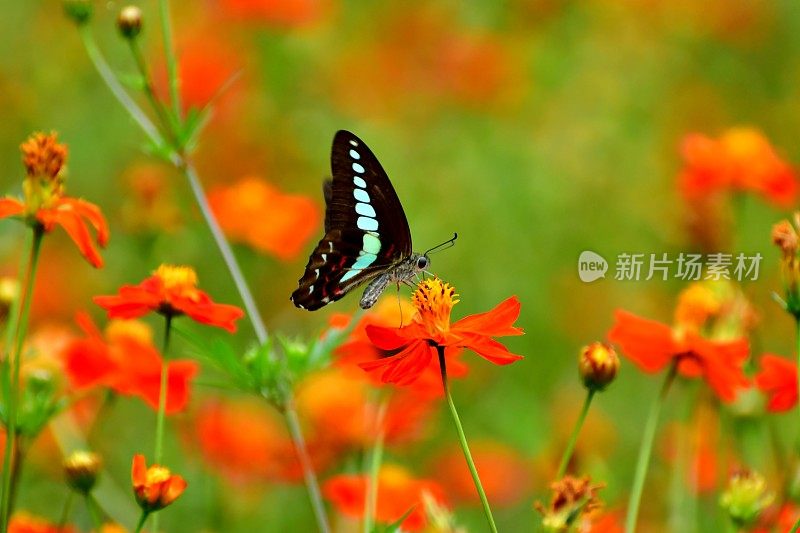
[[3, 0, 800, 531]]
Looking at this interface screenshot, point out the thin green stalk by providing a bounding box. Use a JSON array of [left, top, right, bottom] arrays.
[[625, 362, 678, 533], [134, 511, 150, 533], [85, 494, 103, 530], [151, 314, 173, 533], [127, 38, 178, 147], [77, 25, 166, 152], [364, 394, 389, 533], [57, 492, 75, 529], [791, 515, 800, 533], [668, 383, 698, 533], [795, 318, 800, 427], [0, 227, 44, 531], [437, 346, 497, 533], [158, 0, 182, 123], [556, 389, 595, 479]]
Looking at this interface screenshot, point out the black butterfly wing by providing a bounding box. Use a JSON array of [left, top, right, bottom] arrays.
[[291, 131, 412, 310]]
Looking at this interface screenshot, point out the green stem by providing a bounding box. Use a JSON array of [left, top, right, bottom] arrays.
[[78, 25, 167, 154], [158, 0, 182, 123], [791, 515, 800, 533], [364, 394, 389, 533], [624, 361, 678, 533], [0, 227, 44, 531], [127, 38, 178, 147], [437, 346, 497, 533], [151, 314, 173, 533], [57, 492, 74, 529], [556, 389, 595, 479], [134, 511, 150, 533], [85, 494, 103, 530]]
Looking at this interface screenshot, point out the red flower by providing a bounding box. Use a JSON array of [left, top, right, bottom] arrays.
[[755, 354, 797, 412], [333, 299, 467, 397], [361, 278, 523, 385], [131, 454, 187, 512], [0, 133, 108, 268], [678, 128, 798, 207], [323, 465, 447, 531], [63, 313, 198, 414], [608, 310, 749, 402], [219, 0, 326, 27], [93, 265, 244, 332]]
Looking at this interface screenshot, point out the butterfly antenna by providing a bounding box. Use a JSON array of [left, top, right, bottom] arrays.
[[423, 232, 458, 256], [396, 283, 405, 327]]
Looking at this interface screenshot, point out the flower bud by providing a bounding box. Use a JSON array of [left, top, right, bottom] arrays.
[[64, 450, 102, 494], [578, 342, 619, 392], [720, 469, 774, 528], [534, 476, 605, 531], [117, 6, 143, 39], [63, 0, 93, 25]]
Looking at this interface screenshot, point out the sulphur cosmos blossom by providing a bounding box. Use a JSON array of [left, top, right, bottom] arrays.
[[361, 278, 523, 385], [131, 454, 187, 512], [0, 132, 108, 268], [93, 265, 244, 332]]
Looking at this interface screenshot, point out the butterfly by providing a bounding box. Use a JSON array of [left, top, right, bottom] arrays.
[[291, 130, 446, 311]]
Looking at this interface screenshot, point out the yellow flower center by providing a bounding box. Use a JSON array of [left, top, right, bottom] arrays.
[[20, 132, 67, 213], [674, 282, 721, 332], [412, 277, 459, 337], [106, 319, 153, 345], [154, 264, 200, 300], [145, 465, 172, 485]]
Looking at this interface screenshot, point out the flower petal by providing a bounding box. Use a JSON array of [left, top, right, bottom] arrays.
[[607, 309, 677, 373], [179, 300, 246, 333], [0, 198, 24, 219], [688, 334, 750, 403], [461, 335, 524, 366], [94, 286, 161, 319], [359, 340, 434, 385], [365, 323, 421, 351], [41, 207, 104, 267], [60, 197, 110, 247], [131, 454, 147, 487], [452, 296, 523, 337], [755, 353, 797, 412]]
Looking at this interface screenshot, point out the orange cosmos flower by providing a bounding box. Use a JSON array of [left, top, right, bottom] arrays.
[[361, 278, 523, 385], [8, 513, 76, 533], [208, 177, 320, 261], [678, 128, 798, 207], [63, 313, 198, 413], [332, 298, 468, 397], [323, 464, 447, 531], [131, 454, 187, 512], [755, 354, 797, 412], [93, 265, 244, 332], [608, 309, 749, 402], [432, 440, 531, 508], [0, 132, 108, 267], [191, 397, 324, 484], [219, 0, 326, 27]]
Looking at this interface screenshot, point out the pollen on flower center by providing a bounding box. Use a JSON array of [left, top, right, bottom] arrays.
[[146, 465, 172, 485], [20, 132, 67, 213], [155, 264, 200, 299], [412, 277, 459, 335]]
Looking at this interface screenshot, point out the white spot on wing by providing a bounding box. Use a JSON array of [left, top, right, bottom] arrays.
[[328, 242, 334, 252], [353, 176, 367, 189], [355, 202, 376, 217], [314, 269, 320, 279], [354, 189, 370, 203], [321, 253, 327, 262], [349, 139, 358, 146], [349, 149, 360, 160], [321, 297, 330, 304], [352, 162, 365, 174], [357, 216, 379, 232], [308, 286, 315, 294]]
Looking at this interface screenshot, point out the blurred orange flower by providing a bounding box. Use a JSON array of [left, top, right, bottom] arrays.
[[755, 354, 797, 412], [296, 368, 435, 449], [323, 465, 447, 531], [678, 128, 798, 208], [362, 278, 523, 385], [131, 454, 187, 512], [0, 132, 109, 268], [431, 440, 531, 508], [63, 313, 198, 414], [119, 163, 181, 234], [192, 398, 319, 484], [93, 265, 244, 332], [219, 0, 326, 27], [608, 309, 749, 402], [208, 177, 320, 261], [332, 298, 467, 397], [8, 513, 76, 533]]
